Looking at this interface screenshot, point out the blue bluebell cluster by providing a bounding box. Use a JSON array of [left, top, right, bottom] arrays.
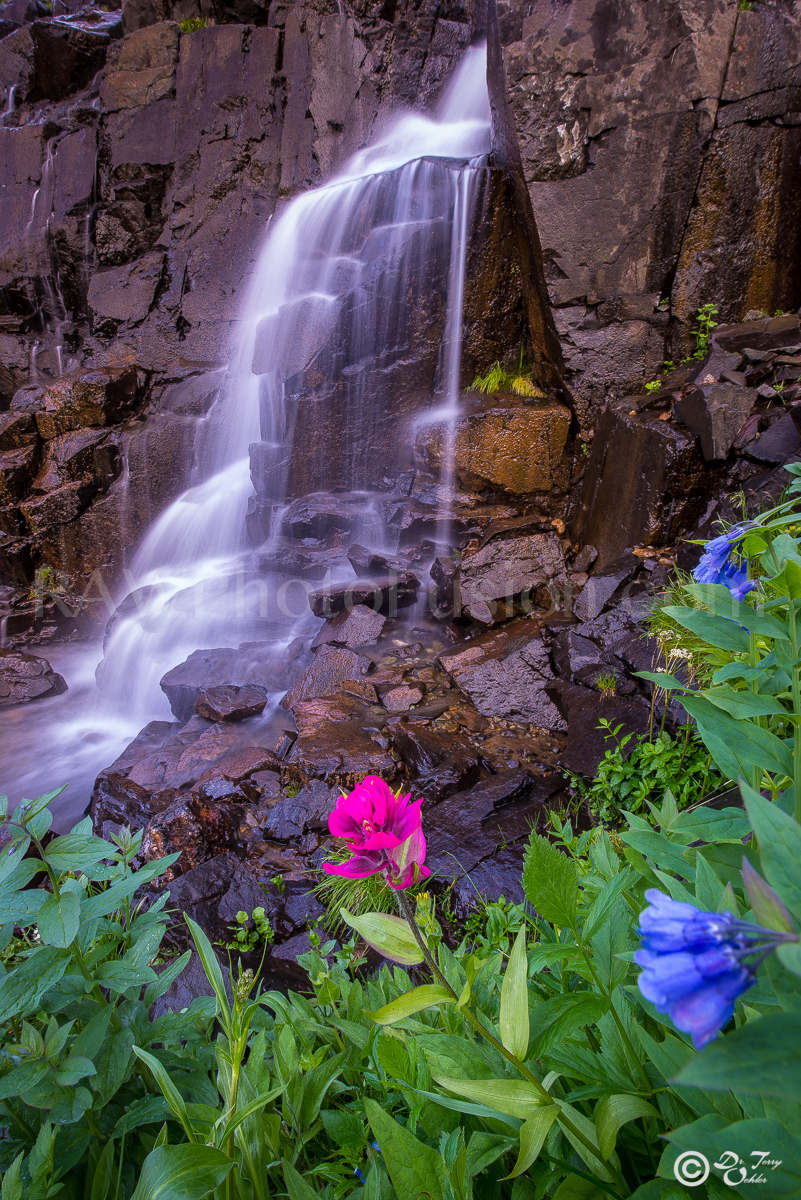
[[636, 890, 791, 1047], [693, 524, 755, 601]]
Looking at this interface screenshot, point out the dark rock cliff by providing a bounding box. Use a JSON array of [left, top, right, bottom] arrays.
[[496, 0, 801, 417]]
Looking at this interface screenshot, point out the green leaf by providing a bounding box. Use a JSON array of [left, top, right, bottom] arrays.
[[661, 605, 750, 652], [83, 856, 178, 919], [636, 670, 686, 692], [741, 858, 795, 934], [556, 1100, 617, 1183], [431, 1075, 549, 1121], [144, 950, 191, 1007], [499, 927, 529, 1060], [185, 915, 229, 1031], [522, 834, 578, 927], [502, 1106, 557, 1179], [44, 833, 117, 873], [0, 1152, 24, 1200], [703, 686, 787, 720], [682, 694, 793, 779], [684, 584, 790, 639], [595, 1094, 658, 1160], [0, 945, 69, 1022], [89, 1138, 115, 1200], [133, 1046, 199, 1144], [130, 1145, 232, 1200], [282, 1162, 320, 1200], [37, 890, 81, 948], [364, 1098, 446, 1200], [54, 1054, 96, 1087], [340, 909, 424, 965], [217, 1086, 283, 1143], [743, 783, 801, 922], [777, 558, 801, 599], [675, 1012, 801, 1100], [366, 984, 454, 1024]]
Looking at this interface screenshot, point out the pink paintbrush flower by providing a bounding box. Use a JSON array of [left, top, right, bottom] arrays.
[[323, 774, 431, 891]]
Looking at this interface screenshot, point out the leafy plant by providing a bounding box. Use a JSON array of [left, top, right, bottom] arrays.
[[469, 360, 545, 398], [593, 670, 619, 696], [219, 907, 274, 953], [642, 473, 801, 814], [569, 720, 725, 822], [691, 301, 719, 360], [179, 16, 208, 32], [0, 791, 215, 1197], [644, 379, 661, 394]]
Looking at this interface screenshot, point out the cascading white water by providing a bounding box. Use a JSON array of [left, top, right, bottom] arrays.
[[0, 45, 492, 822]]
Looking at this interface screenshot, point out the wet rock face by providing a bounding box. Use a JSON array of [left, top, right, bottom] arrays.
[[496, 0, 801, 415], [414, 394, 571, 497], [439, 617, 565, 729], [0, 648, 66, 705], [454, 526, 567, 624], [575, 315, 801, 566], [575, 398, 707, 568]]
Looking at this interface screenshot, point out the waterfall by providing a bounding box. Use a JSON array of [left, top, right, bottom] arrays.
[[1, 44, 492, 819]]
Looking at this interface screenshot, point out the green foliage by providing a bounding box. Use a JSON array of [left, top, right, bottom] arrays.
[[644, 379, 661, 393], [691, 301, 719, 359], [218, 907, 274, 953], [179, 16, 208, 32], [644, 479, 801, 810], [0, 793, 215, 1197], [570, 720, 725, 822], [350, 790, 801, 1198], [469, 361, 545, 398], [593, 670, 618, 696]]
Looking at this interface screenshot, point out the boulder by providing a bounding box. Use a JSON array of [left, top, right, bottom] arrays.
[[308, 574, 419, 619], [739, 411, 801, 465], [456, 529, 567, 623], [20, 481, 86, 531], [33, 428, 119, 493], [282, 645, 371, 711], [439, 619, 565, 730], [424, 769, 554, 886], [261, 779, 335, 841], [311, 604, 385, 650], [573, 553, 639, 623], [100, 21, 179, 112], [0, 445, 38, 506], [0, 648, 67, 706], [415, 396, 571, 495], [546, 680, 653, 778], [0, 19, 111, 106], [87, 253, 165, 327], [347, 544, 410, 578], [391, 719, 484, 801], [575, 401, 705, 567], [160, 645, 273, 722], [674, 383, 757, 461], [195, 684, 270, 723], [0, 412, 36, 452], [287, 694, 394, 784], [382, 684, 423, 713]]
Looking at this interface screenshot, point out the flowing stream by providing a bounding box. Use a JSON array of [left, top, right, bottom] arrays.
[[1, 45, 492, 824]]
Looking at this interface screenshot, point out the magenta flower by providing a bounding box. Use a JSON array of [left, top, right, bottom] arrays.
[[323, 775, 431, 891]]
